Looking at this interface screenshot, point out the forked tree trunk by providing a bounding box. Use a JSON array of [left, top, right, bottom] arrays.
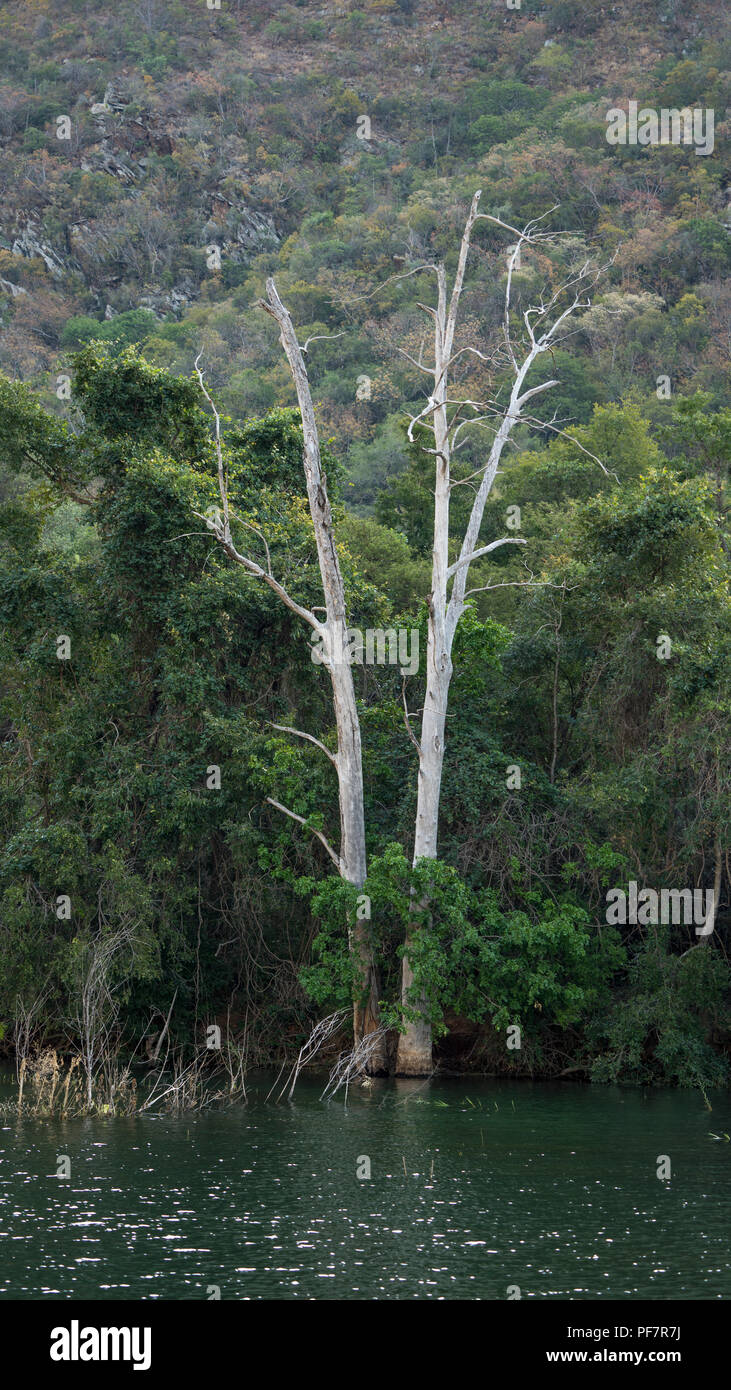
[[395, 194, 605, 1075]]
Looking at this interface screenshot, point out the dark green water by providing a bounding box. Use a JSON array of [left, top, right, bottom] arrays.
[[1, 1076, 729, 1300]]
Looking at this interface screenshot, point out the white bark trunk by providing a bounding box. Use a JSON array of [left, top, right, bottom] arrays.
[[396, 195, 602, 1075], [202, 283, 386, 1070], [260, 282, 387, 1070], [396, 267, 452, 1076], [200, 206, 602, 1079], [395, 628, 450, 1074]]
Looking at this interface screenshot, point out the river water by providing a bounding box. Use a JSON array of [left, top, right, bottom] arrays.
[[1, 1076, 729, 1300]]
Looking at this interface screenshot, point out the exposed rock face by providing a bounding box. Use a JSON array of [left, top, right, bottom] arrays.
[[0, 276, 27, 299], [203, 204, 280, 263], [101, 83, 129, 113], [3, 99, 278, 313], [81, 139, 138, 184], [232, 206, 280, 255], [10, 223, 66, 278], [68, 222, 116, 269], [90, 82, 133, 118], [138, 286, 194, 315], [85, 82, 176, 170]]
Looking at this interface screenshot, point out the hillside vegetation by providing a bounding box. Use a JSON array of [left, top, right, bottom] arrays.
[[0, 0, 729, 1092]]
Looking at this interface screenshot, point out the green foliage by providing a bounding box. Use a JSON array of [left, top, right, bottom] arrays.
[[60, 309, 159, 350], [339, 513, 429, 615], [302, 843, 624, 1040], [590, 939, 729, 1089], [225, 407, 336, 496], [0, 358, 727, 1083], [1, 0, 730, 1090], [0, 360, 333, 1059], [72, 346, 212, 463], [0, 376, 84, 492]]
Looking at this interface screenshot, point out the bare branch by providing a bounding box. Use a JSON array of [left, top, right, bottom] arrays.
[[515, 379, 560, 409], [395, 345, 435, 375], [228, 508, 273, 577], [446, 536, 527, 579], [443, 344, 494, 372], [346, 262, 439, 305], [267, 722, 339, 770], [266, 797, 341, 871], [407, 395, 439, 441], [149, 989, 177, 1065], [191, 511, 322, 632], [194, 354, 230, 543], [517, 415, 618, 479], [302, 331, 345, 353], [463, 578, 567, 598], [443, 190, 483, 368], [66, 487, 96, 507]]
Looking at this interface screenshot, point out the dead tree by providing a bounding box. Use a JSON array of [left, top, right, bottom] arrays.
[[393, 193, 609, 1073], [197, 202, 608, 1078], [194, 281, 386, 1072]]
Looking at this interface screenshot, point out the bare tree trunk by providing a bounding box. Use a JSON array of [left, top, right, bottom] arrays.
[[198, 203, 606, 1078], [396, 617, 452, 1071], [396, 268, 452, 1075], [395, 194, 609, 1075], [261, 283, 386, 1070], [330, 638, 384, 1062], [197, 283, 387, 1071]]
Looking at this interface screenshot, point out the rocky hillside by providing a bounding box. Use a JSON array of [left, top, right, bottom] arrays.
[[0, 0, 728, 501]]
